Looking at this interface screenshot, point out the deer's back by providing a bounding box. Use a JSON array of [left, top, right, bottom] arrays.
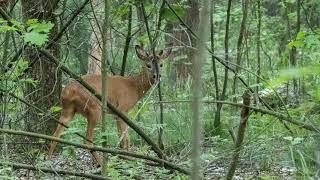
[[60, 74, 139, 117]]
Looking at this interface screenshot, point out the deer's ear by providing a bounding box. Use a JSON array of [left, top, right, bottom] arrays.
[[135, 45, 148, 61], [158, 48, 172, 59]]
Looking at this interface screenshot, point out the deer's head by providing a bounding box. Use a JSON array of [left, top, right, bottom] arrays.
[[135, 45, 172, 82]]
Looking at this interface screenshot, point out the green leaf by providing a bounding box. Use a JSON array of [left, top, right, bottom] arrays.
[[26, 18, 39, 25], [283, 136, 293, 141], [22, 20, 54, 46], [49, 106, 62, 113], [288, 40, 303, 48], [0, 25, 18, 32], [22, 31, 49, 46], [10, 20, 24, 31], [28, 21, 54, 33], [296, 31, 306, 40]]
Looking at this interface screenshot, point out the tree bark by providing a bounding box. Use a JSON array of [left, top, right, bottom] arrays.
[[191, 0, 209, 178], [166, 0, 199, 86], [101, 0, 110, 176], [230, 0, 249, 140], [21, 0, 61, 135], [256, 0, 261, 104], [214, 0, 232, 132], [226, 90, 251, 180]]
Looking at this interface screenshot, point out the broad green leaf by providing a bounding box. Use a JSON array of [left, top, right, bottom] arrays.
[[288, 40, 303, 48], [22, 31, 49, 46], [22, 20, 54, 46], [296, 31, 306, 40], [28, 21, 54, 33]]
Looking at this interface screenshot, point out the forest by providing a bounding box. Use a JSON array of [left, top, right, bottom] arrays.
[[0, 0, 319, 179]]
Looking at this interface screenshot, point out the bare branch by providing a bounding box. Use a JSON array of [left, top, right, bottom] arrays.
[[0, 128, 190, 175]]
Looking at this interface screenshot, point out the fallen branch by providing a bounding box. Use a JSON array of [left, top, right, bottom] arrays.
[[152, 99, 320, 132], [0, 128, 190, 175], [0, 161, 109, 180]]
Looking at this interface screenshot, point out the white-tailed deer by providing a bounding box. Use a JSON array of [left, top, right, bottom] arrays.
[[47, 45, 171, 164]]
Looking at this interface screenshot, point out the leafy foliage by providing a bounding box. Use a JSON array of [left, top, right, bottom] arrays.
[[22, 19, 54, 46], [0, 18, 53, 46]]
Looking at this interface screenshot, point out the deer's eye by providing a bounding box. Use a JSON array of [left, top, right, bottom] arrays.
[[146, 64, 152, 69]]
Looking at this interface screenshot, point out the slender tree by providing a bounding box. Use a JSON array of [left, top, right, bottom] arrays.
[[101, 0, 110, 175], [210, 0, 218, 106], [232, 0, 249, 104], [230, 0, 249, 139], [256, 0, 261, 103], [214, 0, 232, 131], [290, 0, 301, 96], [191, 0, 209, 178]]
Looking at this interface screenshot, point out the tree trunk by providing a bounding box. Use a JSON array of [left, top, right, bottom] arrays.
[[166, 0, 199, 86], [214, 0, 232, 132], [21, 0, 61, 135], [191, 0, 209, 178], [289, 0, 300, 98], [256, 0, 261, 104]]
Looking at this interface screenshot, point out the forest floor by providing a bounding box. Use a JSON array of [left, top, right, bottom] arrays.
[[13, 149, 296, 179]]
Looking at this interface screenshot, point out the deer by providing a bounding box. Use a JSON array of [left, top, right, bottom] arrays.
[[47, 44, 171, 165]]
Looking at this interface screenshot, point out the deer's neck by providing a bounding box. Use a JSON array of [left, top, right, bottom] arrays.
[[133, 69, 155, 99]]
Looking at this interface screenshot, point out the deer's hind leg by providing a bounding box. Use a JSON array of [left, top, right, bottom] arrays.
[[85, 109, 102, 166]]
